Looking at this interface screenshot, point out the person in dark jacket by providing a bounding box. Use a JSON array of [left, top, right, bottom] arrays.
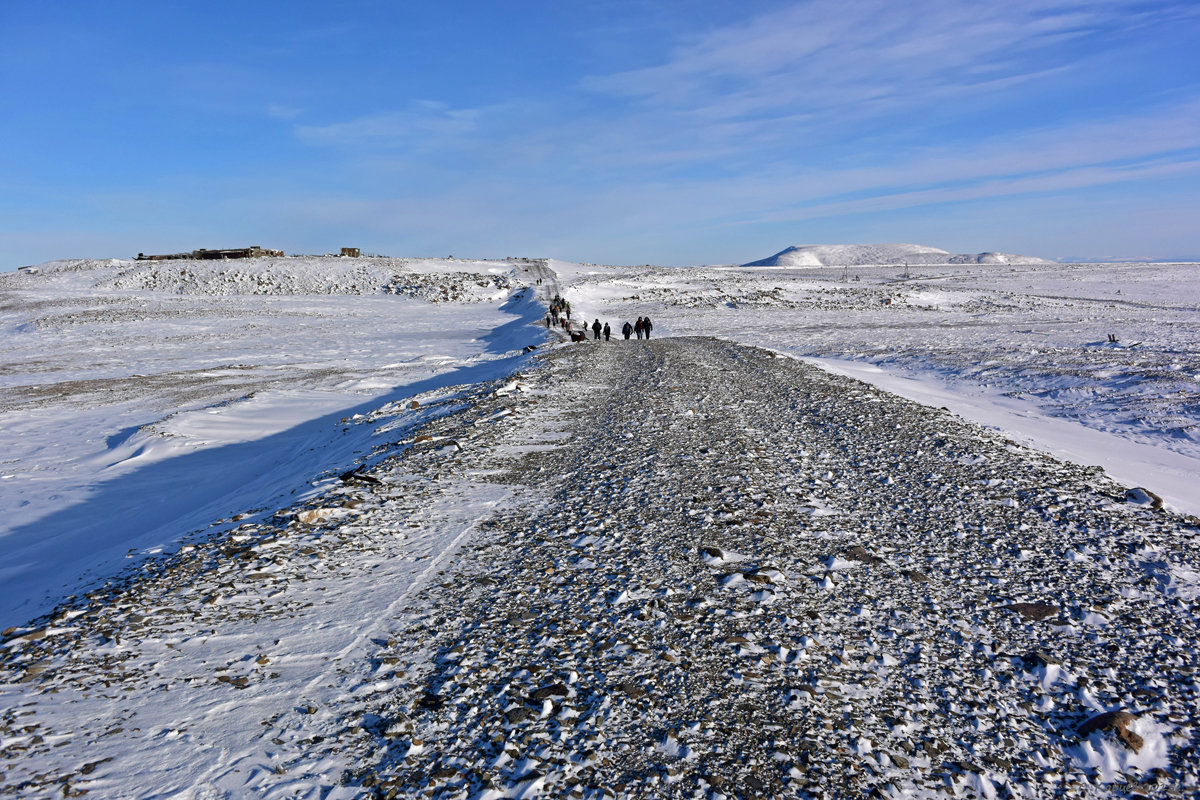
[[592, 319, 602, 340], [622, 321, 633, 340], [642, 316, 653, 339], [635, 317, 644, 339], [603, 322, 611, 341]]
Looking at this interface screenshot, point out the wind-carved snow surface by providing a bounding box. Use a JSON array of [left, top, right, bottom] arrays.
[[0, 255, 550, 626], [0, 253, 1198, 798]]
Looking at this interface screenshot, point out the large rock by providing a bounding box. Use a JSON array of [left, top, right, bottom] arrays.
[[1125, 487, 1164, 510], [1078, 710, 1143, 753], [845, 546, 883, 566], [1002, 602, 1059, 621]]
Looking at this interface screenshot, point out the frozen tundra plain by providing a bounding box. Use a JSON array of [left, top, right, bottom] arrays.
[[0, 250, 1198, 799]]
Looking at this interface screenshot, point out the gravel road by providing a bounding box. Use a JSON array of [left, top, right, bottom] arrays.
[[3, 336, 1197, 799], [349, 337, 1200, 798]]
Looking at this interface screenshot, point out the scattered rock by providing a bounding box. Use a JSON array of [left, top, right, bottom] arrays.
[[504, 707, 533, 725], [1078, 710, 1144, 753], [80, 757, 113, 775], [619, 680, 648, 699], [1125, 487, 1164, 510], [417, 694, 444, 711], [1022, 651, 1059, 668], [845, 545, 883, 566], [296, 508, 343, 525], [1002, 602, 1059, 621], [529, 683, 569, 702], [8, 337, 1200, 799], [340, 468, 382, 486]]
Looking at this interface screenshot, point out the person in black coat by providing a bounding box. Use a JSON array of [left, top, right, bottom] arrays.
[[622, 321, 633, 340], [642, 316, 653, 339], [591, 319, 602, 340], [603, 323, 611, 341]]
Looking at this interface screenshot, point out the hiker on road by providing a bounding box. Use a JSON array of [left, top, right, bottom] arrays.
[[622, 322, 633, 340], [603, 323, 611, 341], [642, 316, 653, 339], [592, 319, 602, 340]]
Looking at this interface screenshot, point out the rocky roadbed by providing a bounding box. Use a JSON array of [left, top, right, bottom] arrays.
[[2, 337, 1199, 799]]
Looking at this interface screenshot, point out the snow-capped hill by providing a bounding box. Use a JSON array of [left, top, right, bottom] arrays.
[[743, 243, 1052, 267]]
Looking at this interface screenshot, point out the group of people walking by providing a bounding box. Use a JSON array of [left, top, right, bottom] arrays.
[[589, 316, 654, 340], [542, 294, 656, 342], [545, 311, 654, 342], [624, 317, 653, 339], [547, 295, 571, 325]]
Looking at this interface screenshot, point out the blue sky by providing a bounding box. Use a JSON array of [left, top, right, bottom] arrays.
[[1, 0, 1198, 269]]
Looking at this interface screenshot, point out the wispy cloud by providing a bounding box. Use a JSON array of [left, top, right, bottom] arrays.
[[583, 0, 1191, 123], [266, 104, 304, 120], [294, 101, 484, 150], [739, 155, 1200, 228], [270, 0, 1198, 262]]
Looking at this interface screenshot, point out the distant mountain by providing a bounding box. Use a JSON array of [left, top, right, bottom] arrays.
[[743, 243, 1053, 267]]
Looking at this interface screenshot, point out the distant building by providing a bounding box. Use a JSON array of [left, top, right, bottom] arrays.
[[136, 246, 283, 261], [340, 247, 361, 258], [194, 246, 284, 260]]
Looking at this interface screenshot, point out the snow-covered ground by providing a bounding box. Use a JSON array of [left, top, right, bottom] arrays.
[[0, 256, 551, 627], [550, 257, 1200, 514], [3, 253, 1197, 627], [742, 243, 1054, 267], [1, 252, 1198, 798]]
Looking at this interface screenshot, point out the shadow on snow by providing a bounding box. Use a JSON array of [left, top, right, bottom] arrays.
[[0, 288, 550, 629]]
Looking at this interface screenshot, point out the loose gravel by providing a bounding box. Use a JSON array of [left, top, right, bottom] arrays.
[[348, 337, 1200, 799], [2, 336, 1198, 799]]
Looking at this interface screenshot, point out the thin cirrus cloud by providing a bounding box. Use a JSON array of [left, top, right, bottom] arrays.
[[583, 0, 1185, 113], [572, 0, 1199, 181], [784, 101, 1200, 199], [291, 1, 1196, 174], [737, 157, 1200, 230], [294, 101, 484, 150], [270, 0, 1197, 262]]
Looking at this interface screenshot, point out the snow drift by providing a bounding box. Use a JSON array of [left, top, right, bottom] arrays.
[[0, 255, 551, 627]]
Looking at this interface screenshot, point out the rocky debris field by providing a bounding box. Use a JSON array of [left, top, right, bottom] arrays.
[[0, 368, 545, 797], [574, 263, 1200, 474], [4, 256, 518, 300], [2, 337, 1199, 799], [339, 338, 1200, 799]]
